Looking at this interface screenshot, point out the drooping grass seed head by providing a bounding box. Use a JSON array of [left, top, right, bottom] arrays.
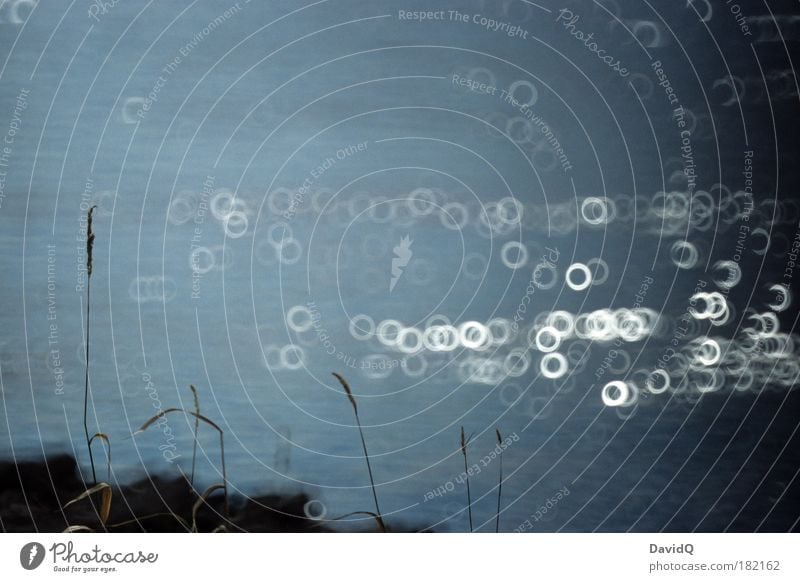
[[332, 372, 358, 414], [87, 205, 97, 277]]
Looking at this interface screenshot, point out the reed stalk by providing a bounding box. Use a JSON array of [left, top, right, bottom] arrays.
[[189, 384, 200, 487], [495, 428, 503, 533], [83, 206, 97, 484], [135, 408, 229, 518], [461, 426, 472, 532], [332, 372, 386, 532]]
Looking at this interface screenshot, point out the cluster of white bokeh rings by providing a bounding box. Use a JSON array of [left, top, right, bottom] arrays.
[[348, 313, 376, 340], [495, 196, 525, 226], [580, 196, 615, 225], [744, 311, 781, 339], [570, 308, 660, 343], [616, 308, 660, 342], [280, 266, 796, 391], [281, 309, 547, 384], [546, 310, 576, 338], [294, 304, 668, 391], [458, 321, 492, 350], [643, 188, 753, 237], [533, 326, 562, 353], [689, 292, 731, 325], [532, 314, 572, 379], [261, 343, 308, 371], [349, 317, 504, 355], [487, 318, 517, 346], [376, 319, 403, 347], [210, 188, 251, 239], [477, 198, 524, 238], [458, 356, 503, 385], [259, 196, 304, 265], [128, 276, 178, 304], [280, 304, 659, 390], [626, 299, 799, 400], [308, 306, 660, 386], [423, 326, 460, 352]]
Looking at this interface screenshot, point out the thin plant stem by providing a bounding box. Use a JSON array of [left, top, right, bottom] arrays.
[[461, 426, 472, 532], [332, 373, 385, 531], [135, 408, 229, 518], [83, 206, 97, 485], [355, 411, 382, 523], [496, 428, 503, 533], [189, 384, 200, 488], [218, 429, 228, 518]]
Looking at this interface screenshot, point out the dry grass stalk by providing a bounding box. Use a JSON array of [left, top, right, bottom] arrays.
[[191, 484, 226, 532], [495, 428, 503, 533], [88, 433, 111, 482], [83, 205, 98, 484], [332, 372, 357, 413], [461, 426, 473, 532], [64, 482, 112, 525], [86, 205, 96, 277], [135, 407, 229, 518], [331, 372, 385, 532], [188, 384, 200, 487]]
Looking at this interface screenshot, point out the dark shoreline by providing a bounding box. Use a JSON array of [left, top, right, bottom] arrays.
[[1, 454, 338, 532]]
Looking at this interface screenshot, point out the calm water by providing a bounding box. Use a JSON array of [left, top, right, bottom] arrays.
[[1, 0, 798, 531]]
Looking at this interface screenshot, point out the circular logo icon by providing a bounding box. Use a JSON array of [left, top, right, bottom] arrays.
[[20, 542, 45, 570]]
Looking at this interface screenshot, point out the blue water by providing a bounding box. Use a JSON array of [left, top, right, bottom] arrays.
[[1, 0, 799, 532]]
